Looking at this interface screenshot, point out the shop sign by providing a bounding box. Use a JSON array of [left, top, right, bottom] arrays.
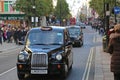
[[0, 14, 25, 20]]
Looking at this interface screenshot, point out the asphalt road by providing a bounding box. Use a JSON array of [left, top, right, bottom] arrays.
[[0, 26, 98, 80]]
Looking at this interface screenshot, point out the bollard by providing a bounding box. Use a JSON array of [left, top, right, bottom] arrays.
[[102, 35, 107, 52]]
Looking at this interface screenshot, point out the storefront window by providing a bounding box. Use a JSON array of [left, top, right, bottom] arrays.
[[4, 1, 13, 12], [4, 1, 8, 12]]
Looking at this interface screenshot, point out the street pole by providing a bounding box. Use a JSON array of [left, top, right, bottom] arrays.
[[103, 0, 106, 31], [105, 3, 110, 47], [114, 0, 117, 24], [33, 0, 36, 27], [60, 0, 62, 26]]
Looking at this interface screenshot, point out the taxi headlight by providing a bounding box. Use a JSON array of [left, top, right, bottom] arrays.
[[18, 54, 25, 61], [56, 54, 62, 61], [18, 51, 29, 61]]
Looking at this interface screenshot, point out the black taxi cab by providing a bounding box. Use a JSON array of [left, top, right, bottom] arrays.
[[67, 25, 84, 47], [17, 26, 73, 79]]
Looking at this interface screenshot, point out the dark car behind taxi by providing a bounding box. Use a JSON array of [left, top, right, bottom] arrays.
[[67, 26, 84, 47], [16, 26, 73, 79]]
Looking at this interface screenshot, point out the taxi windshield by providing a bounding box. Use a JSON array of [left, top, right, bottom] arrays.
[[26, 31, 63, 45]]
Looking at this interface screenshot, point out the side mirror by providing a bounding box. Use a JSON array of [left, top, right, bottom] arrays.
[[81, 26, 86, 29], [18, 41, 25, 45], [66, 41, 72, 45]]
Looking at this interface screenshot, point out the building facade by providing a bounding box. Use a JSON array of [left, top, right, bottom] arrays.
[[0, 0, 4, 12], [0, 0, 25, 27], [0, 0, 16, 13]]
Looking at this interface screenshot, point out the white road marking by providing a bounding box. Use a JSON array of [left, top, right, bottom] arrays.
[[82, 47, 94, 80], [93, 36, 96, 43], [0, 47, 21, 55], [86, 47, 94, 80], [0, 67, 16, 77]]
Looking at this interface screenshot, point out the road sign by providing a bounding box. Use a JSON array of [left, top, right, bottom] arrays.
[[114, 6, 120, 14]]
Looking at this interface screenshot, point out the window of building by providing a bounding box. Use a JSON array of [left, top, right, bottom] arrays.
[[4, 1, 13, 12], [4, 1, 8, 12]]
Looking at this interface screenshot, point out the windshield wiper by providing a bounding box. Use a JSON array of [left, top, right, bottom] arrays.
[[30, 43, 45, 45], [48, 43, 62, 45]]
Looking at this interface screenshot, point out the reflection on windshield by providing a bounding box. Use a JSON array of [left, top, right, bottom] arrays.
[[68, 28, 80, 37], [26, 31, 63, 45]]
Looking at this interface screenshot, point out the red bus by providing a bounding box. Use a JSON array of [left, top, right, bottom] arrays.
[[70, 17, 76, 25]]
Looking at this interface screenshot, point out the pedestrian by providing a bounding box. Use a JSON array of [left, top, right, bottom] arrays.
[[107, 24, 120, 80], [13, 28, 18, 44], [7, 28, 12, 43], [3, 29, 7, 42], [108, 26, 115, 38], [0, 28, 3, 45], [99, 27, 104, 36]]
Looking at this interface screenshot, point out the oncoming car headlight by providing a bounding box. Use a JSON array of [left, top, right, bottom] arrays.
[[56, 54, 62, 61], [18, 51, 29, 62]]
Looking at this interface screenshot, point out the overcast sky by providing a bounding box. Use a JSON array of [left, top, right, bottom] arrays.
[[53, 0, 88, 17], [66, 0, 87, 17]]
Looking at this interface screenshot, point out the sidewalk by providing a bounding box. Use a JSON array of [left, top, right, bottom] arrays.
[[94, 35, 114, 80], [0, 42, 19, 52]]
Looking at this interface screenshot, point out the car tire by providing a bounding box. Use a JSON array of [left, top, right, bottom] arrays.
[[61, 64, 68, 79], [18, 73, 25, 80], [80, 40, 83, 47], [77, 42, 81, 47], [69, 64, 72, 70], [81, 41, 83, 46]]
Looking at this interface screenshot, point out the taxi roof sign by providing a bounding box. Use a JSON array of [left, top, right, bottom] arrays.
[[41, 26, 52, 31]]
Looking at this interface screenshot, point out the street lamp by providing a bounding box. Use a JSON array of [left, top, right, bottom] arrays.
[[114, 0, 117, 24], [59, 0, 62, 26], [105, 3, 110, 46], [103, 0, 110, 47], [103, 0, 105, 30]]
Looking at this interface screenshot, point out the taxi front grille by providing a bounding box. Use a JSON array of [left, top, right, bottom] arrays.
[[31, 53, 48, 69]]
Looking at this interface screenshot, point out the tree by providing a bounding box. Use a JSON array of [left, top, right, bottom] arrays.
[[89, 0, 120, 19], [89, 0, 104, 18], [54, 0, 70, 23], [14, 0, 54, 26]]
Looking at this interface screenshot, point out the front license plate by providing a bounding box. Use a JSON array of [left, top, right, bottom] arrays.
[[31, 70, 48, 74]]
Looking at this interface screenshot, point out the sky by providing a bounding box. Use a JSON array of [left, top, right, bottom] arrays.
[[53, 0, 90, 17], [66, 0, 88, 17]]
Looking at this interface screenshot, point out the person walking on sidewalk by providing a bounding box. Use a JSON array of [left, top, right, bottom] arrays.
[[0, 27, 3, 45], [108, 24, 120, 80]]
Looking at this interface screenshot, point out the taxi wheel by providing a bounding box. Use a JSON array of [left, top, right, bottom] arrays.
[[79, 40, 83, 47], [18, 73, 25, 80], [61, 64, 68, 79], [69, 64, 72, 70], [81, 41, 83, 46], [77, 42, 81, 47]]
